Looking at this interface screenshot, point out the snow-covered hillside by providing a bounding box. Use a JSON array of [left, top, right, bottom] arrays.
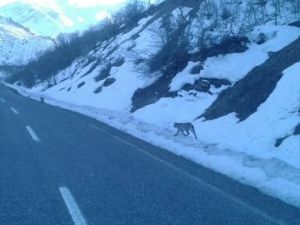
[[0, 2, 71, 37], [0, 1, 121, 37], [0, 15, 53, 66], [8, 0, 300, 207]]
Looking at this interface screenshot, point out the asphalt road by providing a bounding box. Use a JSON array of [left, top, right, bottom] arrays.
[[1, 84, 300, 225]]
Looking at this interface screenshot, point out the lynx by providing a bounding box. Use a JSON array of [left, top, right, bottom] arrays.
[[174, 122, 197, 139]]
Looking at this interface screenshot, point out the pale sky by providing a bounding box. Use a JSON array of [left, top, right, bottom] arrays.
[[0, 0, 126, 8], [0, 0, 127, 30], [68, 0, 126, 7], [0, 0, 157, 33]]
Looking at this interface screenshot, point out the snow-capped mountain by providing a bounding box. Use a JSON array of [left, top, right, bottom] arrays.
[[0, 1, 120, 38], [0, 2, 71, 37], [0, 15, 53, 66], [7, 0, 300, 207]]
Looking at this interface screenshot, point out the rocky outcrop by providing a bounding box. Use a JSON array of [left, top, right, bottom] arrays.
[[103, 77, 116, 87], [131, 36, 248, 112], [191, 36, 249, 62], [202, 37, 300, 121], [294, 123, 300, 135], [182, 78, 231, 94]]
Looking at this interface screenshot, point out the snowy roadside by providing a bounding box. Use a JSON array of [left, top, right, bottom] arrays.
[[5, 82, 300, 208]]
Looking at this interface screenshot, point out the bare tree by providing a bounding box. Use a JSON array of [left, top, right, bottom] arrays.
[[113, 0, 145, 27], [271, 0, 283, 25], [195, 0, 219, 49], [290, 0, 300, 14]]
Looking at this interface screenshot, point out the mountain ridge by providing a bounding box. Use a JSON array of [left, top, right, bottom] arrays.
[[0, 14, 53, 71], [0, 2, 69, 37]]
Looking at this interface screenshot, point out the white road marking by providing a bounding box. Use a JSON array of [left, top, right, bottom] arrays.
[[0, 98, 5, 103], [25, 126, 41, 142], [10, 107, 19, 115], [59, 187, 88, 225], [88, 123, 286, 225]]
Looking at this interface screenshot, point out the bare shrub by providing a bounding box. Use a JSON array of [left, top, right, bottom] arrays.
[[113, 0, 146, 27], [132, 8, 190, 76]]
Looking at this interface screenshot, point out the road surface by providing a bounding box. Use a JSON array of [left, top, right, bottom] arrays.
[[0, 84, 300, 225]]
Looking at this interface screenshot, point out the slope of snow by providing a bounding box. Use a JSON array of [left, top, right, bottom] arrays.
[[34, 14, 161, 112], [134, 92, 216, 126], [45, 61, 147, 112], [201, 25, 300, 82], [194, 63, 300, 167], [170, 25, 300, 92], [141, 25, 300, 125]]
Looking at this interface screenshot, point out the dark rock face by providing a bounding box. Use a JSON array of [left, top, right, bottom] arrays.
[[275, 123, 300, 147], [77, 81, 85, 89], [103, 77, 116, 87], [81, 60, 100, 78], [131, 72, 182, 112], [214, 36, 249, 55], [202, 37, 300, 121], [94, 86, 102, 94], [131, 47, 190, 112], [183, 80, 210, 93], [93, 77, 116, 94], [94, 64, 111, 82], [182, 78, 231, 94], [111, 57, 125, 67], [190, 64, 203, 74], [191, 36, 249, 62], [275, 137, 287, 147], [289, 20, 300, 28], [131, 33, 140, 41], [294, 123, 300, 135], [256, 33, 267, 45], [268, 51, 275, 57]]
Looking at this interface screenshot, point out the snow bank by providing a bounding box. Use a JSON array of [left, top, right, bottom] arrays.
[[134, 91, 216, 125]]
